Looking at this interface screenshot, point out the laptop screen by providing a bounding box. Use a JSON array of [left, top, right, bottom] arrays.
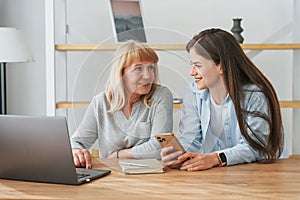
[[0, 115, 110, 185]]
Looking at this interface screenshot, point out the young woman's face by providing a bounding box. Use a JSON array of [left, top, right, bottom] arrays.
[[189, 47, 223, 90], [123, 61, 155, 97]]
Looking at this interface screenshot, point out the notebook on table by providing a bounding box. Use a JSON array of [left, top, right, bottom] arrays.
[[119, 159, 164, 175], [0, 115, 111, 185]]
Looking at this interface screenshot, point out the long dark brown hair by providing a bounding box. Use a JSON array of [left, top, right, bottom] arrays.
[[186, 28, 283, 162]]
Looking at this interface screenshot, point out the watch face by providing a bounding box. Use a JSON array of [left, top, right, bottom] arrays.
[[219, 152, 227, 163]]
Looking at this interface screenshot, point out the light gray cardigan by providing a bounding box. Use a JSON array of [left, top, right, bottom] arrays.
[[71, 85, 173, 159]]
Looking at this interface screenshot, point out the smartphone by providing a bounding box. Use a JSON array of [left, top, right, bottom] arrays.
[[155, 133, 186, 154]]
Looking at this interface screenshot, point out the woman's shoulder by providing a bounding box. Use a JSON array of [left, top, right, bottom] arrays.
[[242, 84, 267, 105], [90, 91, 109, 106], [149, 85, 173, 105], [243, 84, 264, 96], [243, 84, 261, 91], [185, 81, 209, 100], [93, 91, 107, 100], [153, 85, 172, 97]]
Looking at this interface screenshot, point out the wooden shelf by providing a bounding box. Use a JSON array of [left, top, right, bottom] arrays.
[[56, 101, 182, 109], [173, 103, 182, 109], [55, 44, 186, 51], [279, 101, 300, 108], [55, 43, 300, 51], [55, 43, 300, 110], [241, 43, 300, 50], [56, 101, 300, 109], [56, 102, 90, 109]]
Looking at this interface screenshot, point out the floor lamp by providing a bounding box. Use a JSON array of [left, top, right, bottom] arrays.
[[0, 27, 34, 114]]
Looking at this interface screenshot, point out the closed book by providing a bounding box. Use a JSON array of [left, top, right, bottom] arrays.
[[119, 159, 164, 175]]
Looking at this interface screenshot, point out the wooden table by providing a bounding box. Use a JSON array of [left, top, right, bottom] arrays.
[[0, 158, 299, 199]]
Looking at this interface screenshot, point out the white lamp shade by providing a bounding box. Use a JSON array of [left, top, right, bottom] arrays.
[[0, 27, 34, 63]]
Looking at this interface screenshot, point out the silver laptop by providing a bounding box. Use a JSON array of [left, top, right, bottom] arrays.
[[0, 115, 111, 185]]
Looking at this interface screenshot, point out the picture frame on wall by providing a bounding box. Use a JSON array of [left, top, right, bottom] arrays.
[[109, 0, 147, 43]]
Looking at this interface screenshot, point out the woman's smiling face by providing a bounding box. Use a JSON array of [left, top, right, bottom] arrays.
[[189, 47, 222, 90]]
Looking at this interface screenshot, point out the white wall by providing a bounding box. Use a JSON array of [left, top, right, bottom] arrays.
[[0, 0, 299, 155], [0, 0, 47, 115]]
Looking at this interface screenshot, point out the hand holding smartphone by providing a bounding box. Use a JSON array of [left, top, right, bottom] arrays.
[[155, 133, 186, 154], [156, 133, 188, 167]]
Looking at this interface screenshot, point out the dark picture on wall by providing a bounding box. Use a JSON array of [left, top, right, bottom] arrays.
[[110, 0, 147, 42]]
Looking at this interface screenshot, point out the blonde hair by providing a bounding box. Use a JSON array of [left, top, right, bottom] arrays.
[[105, 40, 159, 112]]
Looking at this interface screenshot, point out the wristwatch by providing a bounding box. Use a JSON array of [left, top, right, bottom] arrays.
[[217, 152, 227, 167]]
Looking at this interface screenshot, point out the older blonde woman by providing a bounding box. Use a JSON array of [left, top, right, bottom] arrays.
[[71, 40, 173, 168]]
